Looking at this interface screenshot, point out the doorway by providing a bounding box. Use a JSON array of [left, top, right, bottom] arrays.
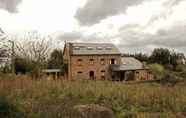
[[89, 71, 95, 80]]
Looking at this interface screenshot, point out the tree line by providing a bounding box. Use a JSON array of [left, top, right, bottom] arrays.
[[0, 31, 65, 78], [123, 48, 185, 71], [1, 31, 186, 79]]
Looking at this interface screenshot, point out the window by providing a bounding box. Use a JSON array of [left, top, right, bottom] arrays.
[[77, 59, 83, 66], [106, 47, 112, 50], [101, 76, 105, 80], [148, 72, 152, 74], [97, 47, 103, 50], [78, 59, 82, 61], [101, 70, 105, 72], [110, 58, 116, 64], [90, 59, 94, 64], [87, 47, 94, 50], [100, 58, 105, 65], [77, 71, 82, 74], [101, 70, 105, 76], [74, 47, 80, 50]]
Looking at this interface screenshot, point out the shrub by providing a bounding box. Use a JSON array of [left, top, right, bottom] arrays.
[[0, 96, 24, 118], [175, 65, 186, 72], [149, 64, 166, 79], [160, 73, 179, 86]]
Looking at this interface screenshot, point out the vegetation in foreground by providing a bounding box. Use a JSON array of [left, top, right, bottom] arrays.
[[1, 78, 186, 118]]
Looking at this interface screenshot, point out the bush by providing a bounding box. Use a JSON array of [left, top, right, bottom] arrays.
[[160, 73, 179, 86], [0, 96, 24, 118], [175, 65, 186, 72], [149, 64, 166, 79]]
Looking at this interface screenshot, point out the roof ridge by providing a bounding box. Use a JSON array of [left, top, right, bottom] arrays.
[[68, 42, 114, 45]]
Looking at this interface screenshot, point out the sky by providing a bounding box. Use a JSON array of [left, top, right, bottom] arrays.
[[0, 0, 186, 54]]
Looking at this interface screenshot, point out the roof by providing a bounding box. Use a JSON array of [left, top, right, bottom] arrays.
[[42, 69, 62, 73], [69, 43, 121, 55], [111, 57, 146, 71]]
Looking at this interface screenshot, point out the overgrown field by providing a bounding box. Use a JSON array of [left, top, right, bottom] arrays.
[[0, 78, 186, 118]]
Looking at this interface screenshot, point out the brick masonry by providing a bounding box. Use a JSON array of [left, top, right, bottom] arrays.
[[69, 55, 121, 80]]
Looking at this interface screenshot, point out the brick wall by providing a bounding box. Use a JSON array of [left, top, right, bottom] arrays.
[[69, 55, 121, 80]]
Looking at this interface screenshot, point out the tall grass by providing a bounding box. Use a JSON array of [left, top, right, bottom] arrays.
[[0, 78, 186, 118]]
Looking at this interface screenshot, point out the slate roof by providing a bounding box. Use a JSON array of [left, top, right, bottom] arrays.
[[111, 57, 146, 71], [70, 43, 121, 55]]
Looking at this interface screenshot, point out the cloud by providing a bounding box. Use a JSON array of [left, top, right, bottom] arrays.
[[56, 31, 83, 42], [0, 0, 22, 13], [116, 21, 186, 54], [75, 0, 149, 26]]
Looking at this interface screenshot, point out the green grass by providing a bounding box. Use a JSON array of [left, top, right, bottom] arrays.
[[0, 78, 186, 118]]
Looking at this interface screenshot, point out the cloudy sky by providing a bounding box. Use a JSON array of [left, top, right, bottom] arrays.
[[0, 0, 186, 54]]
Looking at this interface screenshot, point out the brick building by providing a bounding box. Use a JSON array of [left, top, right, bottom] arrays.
[[63, 42, 153, 81]]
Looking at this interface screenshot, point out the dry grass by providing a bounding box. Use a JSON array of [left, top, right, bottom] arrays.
[[0, 77, 186, 118]]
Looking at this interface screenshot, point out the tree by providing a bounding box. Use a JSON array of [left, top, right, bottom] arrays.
[[15, 31, 52, 78], [15, 31, 51, 62], [170, 51, 185, 68], [47, 49, 64, 73], [150, 48, 171, 65]]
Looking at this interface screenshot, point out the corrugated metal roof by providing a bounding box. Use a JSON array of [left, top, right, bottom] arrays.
[[111, 57, 145, 71], [70, 43, 121, 55]]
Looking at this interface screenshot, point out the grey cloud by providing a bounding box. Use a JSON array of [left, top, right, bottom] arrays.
[[0, 0, 22, 13], [56, 31, 109, 43], [75, 0, 147, 26], [56, 32, 83, 42], [146, 0, 185, 27], [117, 22, 186, 51], [163, 0, 184, 7], [55, 21, 186, 55]]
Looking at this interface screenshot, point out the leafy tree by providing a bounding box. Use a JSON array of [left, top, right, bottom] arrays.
[[47, 49, 64, 72], [150, 48, 171, 65]]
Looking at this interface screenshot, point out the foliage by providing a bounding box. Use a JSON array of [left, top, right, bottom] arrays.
[[175, 64, 186, 72], [150, 48, 171, 65], [124, 48, 185, 70], [13, 32, 51, 78], [0, 96, 24, 118], [14, 56, 33, 74], [0, 79, 186, 118], [47, 49, 64, 73], [149, 64, 165, 79]]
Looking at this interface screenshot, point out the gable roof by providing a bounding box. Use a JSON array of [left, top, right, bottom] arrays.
[[111, 57, 145, 71], [68, 42, 121, 55]]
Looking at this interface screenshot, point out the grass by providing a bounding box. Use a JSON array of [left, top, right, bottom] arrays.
[[0, 77, 186, 118]]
